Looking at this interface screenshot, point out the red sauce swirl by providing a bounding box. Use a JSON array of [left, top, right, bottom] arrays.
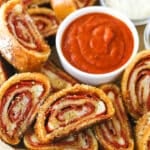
[[62, 13, 133, 74]]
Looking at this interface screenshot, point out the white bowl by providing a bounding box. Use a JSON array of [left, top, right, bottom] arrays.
[[56, 6, 139, 85], [100, 0, 150, 26]]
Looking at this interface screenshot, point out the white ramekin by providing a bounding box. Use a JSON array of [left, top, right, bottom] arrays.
[[56, 6, 139, 85]]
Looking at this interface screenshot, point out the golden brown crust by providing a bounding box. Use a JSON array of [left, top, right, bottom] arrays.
[[0, 0, 51, 71], [35, 84, 114, 143], [24, 127, 98, 150], [28, 7, 60, 37], [135, 112, 150, 150], [121, 50, 150, 119], [41, 60, 78, 92], [0, 72, 51, 145], [73, 0, 96, 8], [50, 0, 77, 21], [95, 84, 134, 150]]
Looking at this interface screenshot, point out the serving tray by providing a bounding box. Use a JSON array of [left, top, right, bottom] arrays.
[[0, 0, 147, 149]]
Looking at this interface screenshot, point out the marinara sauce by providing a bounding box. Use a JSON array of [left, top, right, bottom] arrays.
[[61, 13, 133, 74]]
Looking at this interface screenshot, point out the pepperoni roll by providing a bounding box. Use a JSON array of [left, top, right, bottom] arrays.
[[135, 112, 150, 150], [28, 7, 59, 37], [0, 0, 51, 71], [95, 84, 134, 150], [35, 84, 114, 143], [24, 128, 98, 150], [0, 72, 50, 145], [41, 60, 78, 92], [122, 50, 150, 119]]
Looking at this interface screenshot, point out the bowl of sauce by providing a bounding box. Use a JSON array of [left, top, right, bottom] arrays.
[[56, 6, 139, 85]]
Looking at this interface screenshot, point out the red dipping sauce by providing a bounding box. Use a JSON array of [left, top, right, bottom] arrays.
[[61, 13, 134, 74]]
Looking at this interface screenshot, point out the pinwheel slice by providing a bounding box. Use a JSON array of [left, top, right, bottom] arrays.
[[35, 84, 114, 143], [73, 0, 96, 8], [28, 7, 59, 37], [50, 0, 77, 21], [41, 60, 78, 93], [95, 84, 134, 150], [0, 72, 51, 145], [0, 0, 51, 71], [122, 50, 150, 119], [24, 127, 98, 150], [135, 112, 150, 150]]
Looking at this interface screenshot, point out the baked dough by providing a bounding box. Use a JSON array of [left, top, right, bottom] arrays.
[[24, 127, 98, 150], [41, 60, 78, 92], [35, 84, 114, 143], [135, 112, 150, 150], [0, 0, 51, 71], [28, 7, 60, 37], [122, 50, 150, 119], [0, 72, 50, 145], [95, 84, 134, 150]]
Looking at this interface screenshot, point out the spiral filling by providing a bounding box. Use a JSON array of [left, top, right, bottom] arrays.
[[6, 4, 43, 51], [127, 57, 150, 117], [0, 80, 44, 137], [45, 93, 106, 133]]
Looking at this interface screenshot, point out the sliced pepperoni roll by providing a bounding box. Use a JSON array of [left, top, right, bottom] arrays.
[[122, 50, 150, 119], [135, 112, 150, 150], [35, 84, 114, 143], [0, 72, 50, 145], [0, 0, 51, 71], [24, 127, 98, 150], [95, 84, 134, 150], [41, 60, 78, 93], [28, 7, 60, 37]]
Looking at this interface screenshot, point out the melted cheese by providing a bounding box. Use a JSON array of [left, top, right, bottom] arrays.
[[96, 101, 106, 114], [31, 84, 43, 98], [31, 134, 39, 143], [13, 4, 22, 14], [117, 137, 125, 145]]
